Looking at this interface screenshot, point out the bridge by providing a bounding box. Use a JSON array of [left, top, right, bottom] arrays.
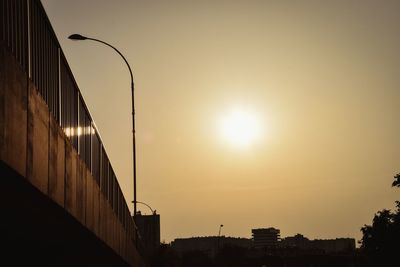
[[0, 1, 146, 266]]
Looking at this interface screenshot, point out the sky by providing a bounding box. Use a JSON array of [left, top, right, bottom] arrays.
[[41, 0, 400, 243]]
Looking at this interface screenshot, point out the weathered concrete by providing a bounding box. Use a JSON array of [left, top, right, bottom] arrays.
[[85, 168, 94, 231], [93, 181, 101, 237], [49, 115, 65, 207], [99, 192, 107, 243], [65, 140, 78, 217], [1, 44, 145, 266], [27, 81, 49, 194], [76, 157, 87, 225], [0, 46, 27, 177]]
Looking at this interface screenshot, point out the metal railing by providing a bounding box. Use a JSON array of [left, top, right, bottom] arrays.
[[1, 0, 141, 253], [0, 0, 28, 72]]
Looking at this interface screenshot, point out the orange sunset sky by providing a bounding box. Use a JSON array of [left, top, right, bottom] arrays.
[[41, 0, 400, 243]]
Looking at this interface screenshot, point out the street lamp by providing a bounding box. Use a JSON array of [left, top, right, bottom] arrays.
[[136, 201, 156, 215], [217, 224, 224, 252], [218, 224, 224, 237], [68, 33, 138, 219]]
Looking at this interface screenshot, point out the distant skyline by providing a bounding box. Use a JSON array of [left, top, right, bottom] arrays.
[[42, 0, 400, 243]]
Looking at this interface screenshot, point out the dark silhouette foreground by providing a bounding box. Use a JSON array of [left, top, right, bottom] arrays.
[[149, 243, 362, 267], [360, 173, 400, 267]]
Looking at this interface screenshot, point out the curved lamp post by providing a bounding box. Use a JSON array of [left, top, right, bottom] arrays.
[[68, 34, 138, 219]]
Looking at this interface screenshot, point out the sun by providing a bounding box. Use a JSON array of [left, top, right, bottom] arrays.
[[220, 109, 260, 147]]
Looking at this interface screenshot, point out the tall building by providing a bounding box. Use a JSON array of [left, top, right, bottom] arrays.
[[252, 228, 280, 248], [135, 212, 160, 256]]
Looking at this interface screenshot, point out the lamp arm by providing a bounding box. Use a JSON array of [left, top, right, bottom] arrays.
[[86, 37, 134, 87], [134, 200, 155, 214]]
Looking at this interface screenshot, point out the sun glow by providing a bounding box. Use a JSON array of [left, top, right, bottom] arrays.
[[220, 109, 261, 147]]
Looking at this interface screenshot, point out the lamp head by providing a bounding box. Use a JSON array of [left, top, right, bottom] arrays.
[[68, 34, 87, 40]]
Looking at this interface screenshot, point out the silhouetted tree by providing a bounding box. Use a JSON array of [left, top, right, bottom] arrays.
[[360, 173, 400, 266], [392, 173, 400, 188]]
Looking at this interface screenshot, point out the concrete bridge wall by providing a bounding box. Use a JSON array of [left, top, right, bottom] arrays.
[[0, 3, 145, 265], [0, 40, 144, 267]]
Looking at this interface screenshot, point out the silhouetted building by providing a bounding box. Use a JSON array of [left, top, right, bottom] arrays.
[[310, 238, 355, 253], [281, 234, 355, 253], [135, 212, 160, 256], [280, 234, 310, 248], [171, 236, 251, 257], [252, 227, 280, 249]]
